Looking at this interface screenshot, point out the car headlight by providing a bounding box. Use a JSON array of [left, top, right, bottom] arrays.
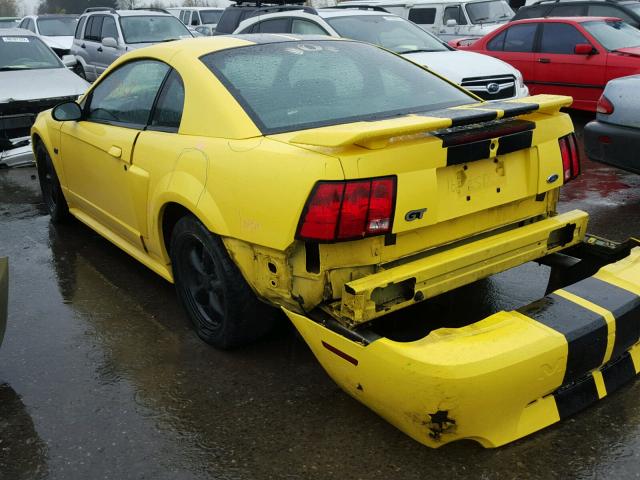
[[515, 70, 525, 89]]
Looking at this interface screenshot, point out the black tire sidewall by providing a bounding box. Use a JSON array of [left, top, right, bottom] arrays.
[[36, 143, 69, 223]]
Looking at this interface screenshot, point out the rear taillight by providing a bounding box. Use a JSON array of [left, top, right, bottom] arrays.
[[596, 94, 614, 115], [297, 177, 396, 242], [559, 133, 580, 183]]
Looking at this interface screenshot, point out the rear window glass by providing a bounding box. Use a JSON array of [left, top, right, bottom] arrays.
[[201, 41, 473, 134], [36, 17, 78, 36], [200, 10, 223, 24], [513, 5, 548, 19], [549, 4, 585, 16]]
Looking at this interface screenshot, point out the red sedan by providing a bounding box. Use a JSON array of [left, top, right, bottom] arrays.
[[455, 17, 640, 111]]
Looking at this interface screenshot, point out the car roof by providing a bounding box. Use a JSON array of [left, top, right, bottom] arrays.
[[82, 10, 174, 17], [340, 0, 501, 5], [316, 8, 391, 18], [25, 14, 78, 18], [0, 28, 37, 36], [509, 15, 622, 23]]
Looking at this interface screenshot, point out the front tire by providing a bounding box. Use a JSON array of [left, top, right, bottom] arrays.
[[170, 215, 277, 349], [36, 142, 70, 223]]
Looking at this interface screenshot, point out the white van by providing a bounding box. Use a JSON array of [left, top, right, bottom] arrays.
[[339, 0, 515, 40]]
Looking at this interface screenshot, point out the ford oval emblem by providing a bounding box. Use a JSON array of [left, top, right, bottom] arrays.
[[547, 173, 559, 184], [487, 82, 500, 94]]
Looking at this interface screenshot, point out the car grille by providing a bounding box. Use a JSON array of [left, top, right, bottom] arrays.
[[0, 96, 77, 144], [461, 75, 516, 101]]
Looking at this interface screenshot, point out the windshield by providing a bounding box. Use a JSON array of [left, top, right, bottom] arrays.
[[119, 16, 192, 44], [626, 3, 640, 15], [0, 19, 18, 29], [200, 10, 223, 24], [326, 14, 448, 53], [465, 1, 514, 24], [202, 41, 473, 134], [36, 17, 77, 36], [583, 20, 640, 50], [0, 35, 61, 70]]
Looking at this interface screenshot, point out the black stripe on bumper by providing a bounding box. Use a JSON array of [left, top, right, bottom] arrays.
[[555, 375, 599, 419], [602, 352, 636, 394], [564, 277, 640, 360], [518, 294, 607, 384]]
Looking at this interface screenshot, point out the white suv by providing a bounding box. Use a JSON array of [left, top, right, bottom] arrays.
[[71, 8, 192, 82], [339, 0, 514, 41], [234, 8, 528, 100]]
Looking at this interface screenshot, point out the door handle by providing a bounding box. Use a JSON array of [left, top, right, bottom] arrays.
[[97, 46, 103, 52], [538, 58, 551, 63], [108, 146, 122, 158], [80, 43, 86, 48]]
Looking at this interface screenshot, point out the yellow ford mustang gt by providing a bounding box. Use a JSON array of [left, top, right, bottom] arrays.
[[32, 35, 640, 448]]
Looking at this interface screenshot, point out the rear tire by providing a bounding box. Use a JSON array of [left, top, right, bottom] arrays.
[[170, 215, 277, 349], [36, 142, 70, 223]]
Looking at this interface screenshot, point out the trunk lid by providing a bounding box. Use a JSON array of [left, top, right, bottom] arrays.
[[271, 95, 573, 244]]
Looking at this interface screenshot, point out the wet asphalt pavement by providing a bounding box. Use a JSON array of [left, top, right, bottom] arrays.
[[2, 111, 640, 480]]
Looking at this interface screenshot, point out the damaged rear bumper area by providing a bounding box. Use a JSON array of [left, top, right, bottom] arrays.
[[284, 243, 640, 448]]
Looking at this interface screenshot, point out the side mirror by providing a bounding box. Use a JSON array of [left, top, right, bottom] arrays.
[[52, 101, 83, 122], [101, 36, 118, 49], [61, 55, 77, 67], [574, 43, 595, 55], [446, 19, 458, 27]]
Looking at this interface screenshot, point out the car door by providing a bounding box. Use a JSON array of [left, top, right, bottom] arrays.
[[82, 15, 103, 80], [60, 59, 171, 249], [533, 22, 605, 109], [95, 15, 119, 76], [484, 23, 537, 88]]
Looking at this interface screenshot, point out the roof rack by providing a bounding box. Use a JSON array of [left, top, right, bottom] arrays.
[[82, 7, 116, 13], [133, 7, 170, 13], [326, 5, 390, 11], [252, 5, 318, 14], [232, 0, 306, 5]]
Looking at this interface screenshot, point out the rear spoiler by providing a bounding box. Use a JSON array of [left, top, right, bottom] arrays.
[[289, 95, 572, 149]]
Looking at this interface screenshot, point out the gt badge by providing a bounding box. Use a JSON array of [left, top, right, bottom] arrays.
[[405, 208, 427, 221]]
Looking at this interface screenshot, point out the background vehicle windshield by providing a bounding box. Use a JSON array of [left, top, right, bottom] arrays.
[[119, 16, 191, 43], [326, 15, 448, 53], [583, 20, 640, 50], [0, 19, 18, 28], [200, 10, 223, 24], [202, 41, 473, 133], [465, 1, 514, 24], [0, 35, 61, 70], [36, 17, 77, 36], [627, 3, 640, 15]]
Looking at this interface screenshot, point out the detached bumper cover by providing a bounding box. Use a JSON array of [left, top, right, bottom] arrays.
[[584, 120, 640, 174], [284, 247, 640, 448]]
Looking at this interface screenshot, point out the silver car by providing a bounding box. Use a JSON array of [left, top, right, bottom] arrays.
[[0, 29, 88, 167], [71, 8, 193, 82], [584, 75, 640, 174]]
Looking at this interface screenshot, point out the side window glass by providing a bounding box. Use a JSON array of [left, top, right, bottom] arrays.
[[409, 8, 436, 25], [89, 16, 104, 41], [549, 5, 585, 16], [83, 17, 94, 40], [18, 19, 26, 28], [101, 16, 117, 40], [75, 17, 86, 39], [150, 71, 185, 131], [516, 6, 548, 19], [191, 12, 200, 26], [444, 6, 467, 25], [588, 5, 633, 23], [292, 19, 328, 35], [540, 23, 588, 54], [487, 29, 506, 50], [87, 60, 170, 127], [408, 8, 436, 24], [257, 18, 290, 33], [503, 23, 537, 52], [28, 19, 36, 32]]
